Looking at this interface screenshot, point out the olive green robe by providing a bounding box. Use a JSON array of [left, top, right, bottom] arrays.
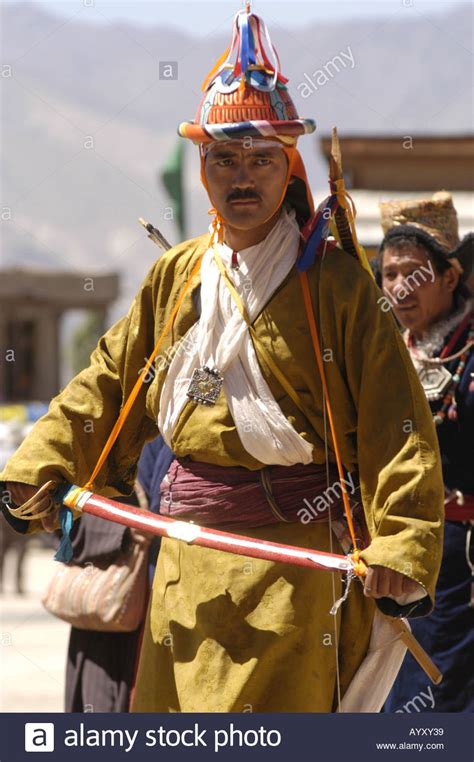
[[0, 234, 444, 711]]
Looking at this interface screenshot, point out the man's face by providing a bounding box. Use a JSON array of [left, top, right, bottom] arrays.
[[203, 141, 290, 230], [381, 243, 457, 334]]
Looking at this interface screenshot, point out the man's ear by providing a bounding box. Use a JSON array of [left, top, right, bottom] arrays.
[[443, 264, 460, 293]]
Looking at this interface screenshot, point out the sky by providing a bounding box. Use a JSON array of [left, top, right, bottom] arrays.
[[24, 0, 468, 34]]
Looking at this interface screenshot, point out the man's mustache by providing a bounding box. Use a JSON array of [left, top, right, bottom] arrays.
[[227, 189, 261, 202]]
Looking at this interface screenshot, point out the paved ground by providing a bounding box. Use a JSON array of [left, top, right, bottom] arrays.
[[0, 545, 70, 712]]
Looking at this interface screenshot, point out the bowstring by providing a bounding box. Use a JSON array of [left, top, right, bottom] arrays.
[[318, 236, 343, 712]]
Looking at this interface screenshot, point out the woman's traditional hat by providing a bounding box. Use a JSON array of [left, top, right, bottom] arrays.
[[379, 191, 473, 282], [178, 5, 316, 145], [380, 191, 460, 251]]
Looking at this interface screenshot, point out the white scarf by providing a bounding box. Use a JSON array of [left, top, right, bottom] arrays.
[[158, 207, 315, 466]]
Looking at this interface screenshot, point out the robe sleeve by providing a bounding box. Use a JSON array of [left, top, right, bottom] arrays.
[[0, 258, 162, 534], [334, 260, 445, 616]]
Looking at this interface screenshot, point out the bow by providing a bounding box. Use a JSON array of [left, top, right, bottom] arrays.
[[62, 484, 356, 574]]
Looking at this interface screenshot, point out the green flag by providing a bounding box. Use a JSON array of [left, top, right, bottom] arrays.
[[161, 140, 185, 239]]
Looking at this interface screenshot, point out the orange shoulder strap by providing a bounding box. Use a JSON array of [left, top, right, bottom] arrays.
[[299, 269, 366, 575], [83, 254, 203, 491]]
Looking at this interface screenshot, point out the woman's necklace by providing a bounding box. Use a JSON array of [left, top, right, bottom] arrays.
[[405, 313, 474, 425]]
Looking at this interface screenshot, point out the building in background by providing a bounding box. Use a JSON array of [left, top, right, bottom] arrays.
[[0, 270, 118, 469], [319, 135, 474, 260], [0, 270, 118, 403]]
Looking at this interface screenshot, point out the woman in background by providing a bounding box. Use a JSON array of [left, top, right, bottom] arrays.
[[377, 192, 473, 713]]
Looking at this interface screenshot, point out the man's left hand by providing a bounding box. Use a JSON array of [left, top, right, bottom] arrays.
[[363, 565, 420, 599]]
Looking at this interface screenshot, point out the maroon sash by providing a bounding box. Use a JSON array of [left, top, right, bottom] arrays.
[[159, 458, 346, 529], [445, 495, 474, 522]]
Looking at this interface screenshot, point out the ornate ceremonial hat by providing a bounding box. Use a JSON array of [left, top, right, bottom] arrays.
[[178, 4, 316, 145], [176, 4, 319, 239], [379, 191, 460, 251]]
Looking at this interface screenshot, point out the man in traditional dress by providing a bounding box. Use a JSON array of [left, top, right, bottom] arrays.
[[376, 192, 473, 712], [1, 7, 444, 712]]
